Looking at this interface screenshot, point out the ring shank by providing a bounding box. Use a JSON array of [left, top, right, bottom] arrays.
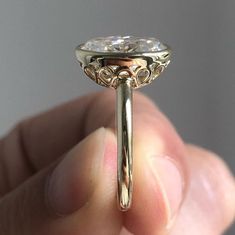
[[116, 79, 133, 211]]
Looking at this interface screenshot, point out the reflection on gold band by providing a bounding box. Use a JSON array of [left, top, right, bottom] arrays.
[[76, 44, 171, 211]]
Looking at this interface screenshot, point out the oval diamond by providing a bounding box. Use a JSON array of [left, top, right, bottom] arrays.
[[81, 36, 167, 53]]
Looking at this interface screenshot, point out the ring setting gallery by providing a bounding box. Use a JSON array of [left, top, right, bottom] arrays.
[[75, 35, 171, 211]]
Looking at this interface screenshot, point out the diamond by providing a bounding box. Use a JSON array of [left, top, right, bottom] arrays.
[[81, 35, 167, 53]]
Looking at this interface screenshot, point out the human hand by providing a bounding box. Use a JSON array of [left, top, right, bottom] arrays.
[[0, 91, 234, 235]]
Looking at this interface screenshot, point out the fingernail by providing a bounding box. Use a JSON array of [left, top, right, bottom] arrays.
[[148, 155, 184, 224], [46, 127, 106, 215]]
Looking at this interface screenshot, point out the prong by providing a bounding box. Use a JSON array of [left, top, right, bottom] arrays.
[[116, 78, 133, 211]]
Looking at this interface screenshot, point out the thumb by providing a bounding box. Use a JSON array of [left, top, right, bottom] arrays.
[[0, 127, 122, 235]]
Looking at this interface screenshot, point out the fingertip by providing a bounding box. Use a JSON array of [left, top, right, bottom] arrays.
[[47, 127, 107, 215], [72, 128, 122, 234], [124, 154, 185, 235], [43, 127, 122, 234], [177, 144, 235, 234]]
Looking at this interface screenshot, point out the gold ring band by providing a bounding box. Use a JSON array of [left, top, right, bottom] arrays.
[[117, 78, 133, 210], [75, 36, 171, 211]]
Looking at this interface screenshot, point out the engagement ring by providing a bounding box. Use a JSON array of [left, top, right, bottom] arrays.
[[75, 35, 171, 211]]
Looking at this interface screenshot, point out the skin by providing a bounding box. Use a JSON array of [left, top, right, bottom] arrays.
[[0, 90, 234, 235]]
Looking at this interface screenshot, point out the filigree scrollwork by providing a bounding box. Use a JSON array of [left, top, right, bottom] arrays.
[[83, 57, 170, 89]]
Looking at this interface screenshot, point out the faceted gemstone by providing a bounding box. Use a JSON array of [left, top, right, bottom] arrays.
[[81, 35, 167, 53]]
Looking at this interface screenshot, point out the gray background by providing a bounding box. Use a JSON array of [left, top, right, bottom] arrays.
[[0, 0, 234, 234]]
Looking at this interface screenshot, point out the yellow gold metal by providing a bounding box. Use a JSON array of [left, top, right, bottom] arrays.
[[75, 39, 171, 211], [75, 47, 171, 89], [117, 78, 133, 210]]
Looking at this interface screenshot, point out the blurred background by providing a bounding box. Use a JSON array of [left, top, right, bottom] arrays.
[[0, 0, 234, 233]]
